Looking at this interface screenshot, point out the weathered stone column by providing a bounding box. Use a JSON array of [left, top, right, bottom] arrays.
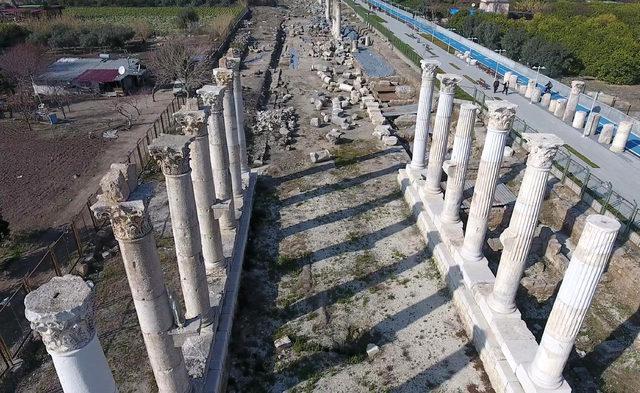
[[332, 0, 342, 40], [488, 133, 562, 314], [213, 68, 243, 198], [460, 101, 517, 262], [554, 99, 567, 118], [530, 88, 541, 104], [225, 57, 250, 174], [583, 112, 600, 137], [92, 197, 190, 393], [524, 80, 536, 98], [562, 80, 585, 122], [198, 85, 237, 230], [598, 123, 614, 144], [541, 93, 552, 108], [149, 135, 212, 323], [610, 121, 633, 153], [25, 275, 116, 393], [525, 214, 619, 389], [174, 108, 225, 274], [409, 60, 440, 171], [441, 103, 477, 224], [424, 74, 460, 195], [325, 0, 331, 23], [572, 110, 587, 129]]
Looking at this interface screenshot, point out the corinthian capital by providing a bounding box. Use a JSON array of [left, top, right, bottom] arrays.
[[212, 67, 234, 88], [420, 59, 440, 79], [571, 80, 585, 95], [225, 56, 241, 72], [197, 85, 225, 113], [24, 275, 96, 353], [148, 134, 193, 175], [486, 101, 518, 131], [174, 109, 207, 137], [92, 199, 153, 240], [437, 74, 461, 94], [523, 133, 563, 169]]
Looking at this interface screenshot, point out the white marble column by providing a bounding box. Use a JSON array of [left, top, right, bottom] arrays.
[[526, 214, 620, 389], [174, 108, 225, 274], [554, 99, 567, 118], [332, 0, 342, 40], [610, 121, 632, 153], [198, 85, 237, 230], [460, 101, 517, 262], [149, 135, 212, 324], [598, 123, 614, 144], [224, 57, 250, 174], [572, 111, 587, 129], [488, 133, 562, 314], [441, 103, 477, 224], [562, 80, 585, 122], [524, 80, 536, 98], [583, 112, 600, 137], [213, 68, 243, 199], [25, 275, 117, 393], [92, 196, 190, 393], [530, 88, 541, 104], [541, 93, 552, 108], [409, 60, 440, 171], [325, 0, 331, 23], [424, 74, 460, 195]]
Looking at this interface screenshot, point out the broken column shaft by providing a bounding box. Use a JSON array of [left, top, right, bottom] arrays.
[[332, 0, 342, 40], [174, 107, 225, 274], [149, 135, 212, 323], [460, 101, 517, 262], [409, 60, 440, 171], [225, 57, 250, 173], [525, 214, 620, 389], [213, 68, 244, 199], [24, 275, 117, 393], [488, 133, 562, 314], [440, 103, 477, 224], [198, 84, 237, 229], [424, 74, 460, 195]]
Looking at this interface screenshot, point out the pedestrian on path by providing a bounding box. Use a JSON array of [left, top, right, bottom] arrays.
[[502, 81, 509, 95], [493, 79, 500, 94]]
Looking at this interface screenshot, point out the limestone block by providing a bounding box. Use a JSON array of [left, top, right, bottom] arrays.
[[541, 93, 552, 107], [366, 343, 380, 358], [310, 117, 321, 127], [572, 111, 587, 129], [548, 99, 557, 113], [598, 124, 614, 144], [530, 88, 541, 104], [610, 121, 633, 153], [382, 135, 399, 146], [553, 99, 567, 118], [583, 113, 600, 137], [310, 149, 332, 163], [325, 129, 344, 144]]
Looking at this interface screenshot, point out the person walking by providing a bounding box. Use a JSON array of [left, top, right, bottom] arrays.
[[502, 81, 509, 95], [493, 79, 500, 94]]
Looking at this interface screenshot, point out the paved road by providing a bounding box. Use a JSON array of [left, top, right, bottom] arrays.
[[354, 0, 640, 204]]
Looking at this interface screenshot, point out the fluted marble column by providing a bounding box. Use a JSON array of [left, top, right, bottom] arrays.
[[409, 60, 440, 171], [213, 68, 243, 198], [174, 108, 225, 274], [424, 74, 460, 195], [526, 214, 619, 389], [583, 112, 600, 137], [224, 57, 249, 174], [440, 103, 477, 224], [332, 0, 342, 40], [488, 133, 562, 314], [92, 196, 190, 393], [25, 275, 117, 393], [610, 121, 632, 153], [460, 101, 517, 262], [198, 85, 237, 230], [562, 80, 585, 122], [149, 135, 212, 323]]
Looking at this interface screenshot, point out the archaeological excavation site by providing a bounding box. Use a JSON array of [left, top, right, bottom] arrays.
[[1, 0, 639, 392]]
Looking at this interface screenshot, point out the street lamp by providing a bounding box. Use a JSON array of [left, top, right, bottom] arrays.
[[494, 49, 506, 79], [532, 65, 546, 86], [468, 36, 478, 55]]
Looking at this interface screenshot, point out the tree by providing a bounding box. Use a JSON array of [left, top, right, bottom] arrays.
[[176, 8, 199, 30], [146, 37, 212, 100], [474, 21, 503, 50], [501, 27, 528, 61], [0, 43, 49, 87], [7, 83, 38, 132]]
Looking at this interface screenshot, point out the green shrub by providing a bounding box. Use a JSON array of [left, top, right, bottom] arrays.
[[176, 8, 200, 29], [0, 23, 28, 48]]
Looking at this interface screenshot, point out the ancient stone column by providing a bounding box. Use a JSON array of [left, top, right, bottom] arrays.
[[198, 84, 237, 230], [174, 108, 225, 274], [562, 80, 585, 122], [524, 80, 536, 98], [213, 68, 243, 198], [24, 275, 116, 393], [488, 133, 562, 314], [424, 74, 460, 195], [583, 113, 600, 137], [503, 71, 512, 84], [409, 60, 440, 171], [440, 103, 477, 224], [526, 214, 620, 389], [325, 0, 331, 23], [460, 101, 517, 262], [92, 197, 190, 393], [548, 99, 558, 113], [332, 0, 342, 40], [530, 88, 541, 104], [553, 99, 567, 118], [149, 135, 212, 323], [572, 111, 587, 129], [610, 121, 633, 153], [598, 123, 614, 144], [541, 93, 552, 108], [225, 57, 250, 174]]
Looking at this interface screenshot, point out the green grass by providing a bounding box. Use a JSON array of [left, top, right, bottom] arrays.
[[562, 144, 600, 168], [449, 62, 461, 70]]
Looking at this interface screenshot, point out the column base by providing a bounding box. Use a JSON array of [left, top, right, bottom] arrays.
[[516, 364, 571, 393], [459, 246, 484, 263], [405, 163, 428, 181]]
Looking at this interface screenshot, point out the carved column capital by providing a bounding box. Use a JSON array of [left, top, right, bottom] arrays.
[[524, 133, 563, 169], [486, 101, 518, 131], [224, 56, 241, 72], [437, 74, 461, 94], [148, 134, 192, 175], [212, 67, 234, 88], [92, 199, 153, 240], [197, 85, 225, 113], [24, 275, 95, 354], [571, 80, 585, 95], [420, 59, 439, 79], [174, 109, 207, 137]]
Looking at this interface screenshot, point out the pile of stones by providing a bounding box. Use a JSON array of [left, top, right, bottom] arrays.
[[254, 107, 298, 149]]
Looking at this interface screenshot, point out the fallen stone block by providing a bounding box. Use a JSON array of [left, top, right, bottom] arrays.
[[310, 149, 332, 163], [325, 129, 345, 144], [275, 336, 292, 352], [310, 117, 321, 127], [382, 135, 399, 146], [366, 343, 380, 358]]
